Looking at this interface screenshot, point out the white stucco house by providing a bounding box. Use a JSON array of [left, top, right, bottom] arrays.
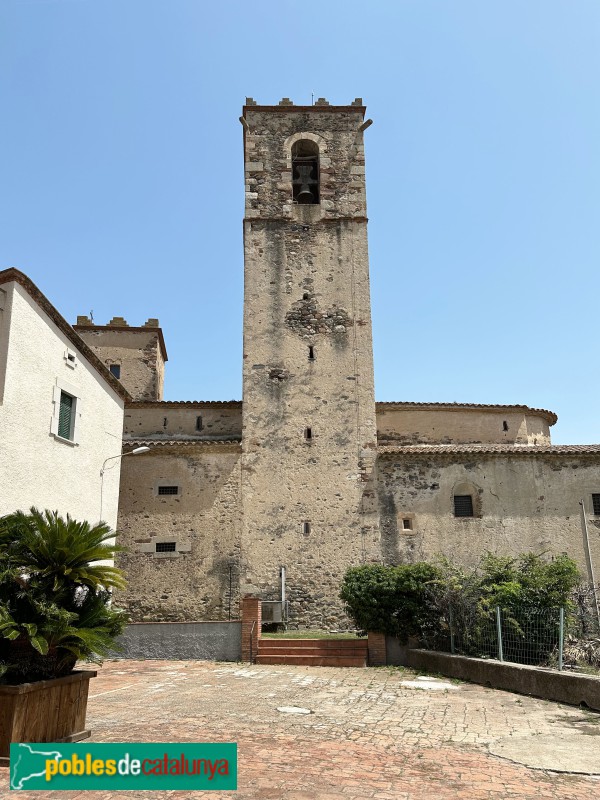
[[0, 268, 130, 530]]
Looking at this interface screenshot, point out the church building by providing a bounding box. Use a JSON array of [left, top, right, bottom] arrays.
[[71, 98, 600, 629]]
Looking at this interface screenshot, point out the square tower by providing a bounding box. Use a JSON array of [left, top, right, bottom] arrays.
[[240, 98, 380, 627]]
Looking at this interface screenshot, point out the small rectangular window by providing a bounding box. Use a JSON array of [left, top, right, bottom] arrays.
[[109, 364, 121, 378], [304, 427, 312, 441], [58, 392, 74, 440], [158, 485, 179, 496], [303, 521, 311, 535], [64, 349, 77, 368], [402, 518, 412, 530], [155, 542, 177, 553], [454, 495, 474, 518], [196, 415, 203, 431], [308, 346, 315, 361], [592, 494, 600, 516]]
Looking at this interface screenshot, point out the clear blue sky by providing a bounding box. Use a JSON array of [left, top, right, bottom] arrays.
[[1, 1, 598, 443]]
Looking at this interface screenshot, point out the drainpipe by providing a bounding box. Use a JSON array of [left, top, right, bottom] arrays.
[[580, 499, 600, 628]]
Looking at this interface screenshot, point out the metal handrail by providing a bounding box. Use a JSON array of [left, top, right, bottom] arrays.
[[249, 620, 256, 663]]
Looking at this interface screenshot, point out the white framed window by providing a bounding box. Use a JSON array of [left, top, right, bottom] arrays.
[[63, 348, 78, 369], [50, 381, 82, 445]]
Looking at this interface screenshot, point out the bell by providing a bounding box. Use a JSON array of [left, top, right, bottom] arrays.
[[293, 163, 318, 205], [297, 187, 315, 204]]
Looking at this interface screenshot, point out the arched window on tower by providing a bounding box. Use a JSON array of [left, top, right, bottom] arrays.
[[292, 140, 319, 204]]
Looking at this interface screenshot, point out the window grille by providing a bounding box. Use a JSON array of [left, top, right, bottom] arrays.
[[158, 486, 179, 496], [156, 542, 176, 553], [592, 494, 600, 516], [454, 495, 474, 517]]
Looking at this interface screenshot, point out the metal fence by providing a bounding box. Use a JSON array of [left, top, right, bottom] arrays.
[[426, 585, 600, 672]]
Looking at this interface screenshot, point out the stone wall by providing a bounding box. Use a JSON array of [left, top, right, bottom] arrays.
[[114, 443, 242, 621], [378, 451, 600, 578], [240, 102, 380, 628], [123, 401, 242, 440], [376, 403, 553, 445], [75, 321, 166, 401]]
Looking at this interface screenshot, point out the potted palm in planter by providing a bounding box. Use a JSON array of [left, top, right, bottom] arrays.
[[0, 508, 128, 762]]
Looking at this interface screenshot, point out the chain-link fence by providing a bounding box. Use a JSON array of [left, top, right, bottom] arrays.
[[424, 584, 600, 672]]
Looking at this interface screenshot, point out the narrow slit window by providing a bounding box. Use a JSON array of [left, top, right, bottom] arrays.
[[303, 522, 311, 535], [158, 485, 179, 496], [592, 493, 600, 516], [454, 495, 474, 518], [304, 427, 312, 441], [196, 415, 203, 431], [163, 417, 168, 428], [502, 420, 508, 431], [292, 140, 319, 204], [156, 542, 177, 553], [308, 346, 315, 361]]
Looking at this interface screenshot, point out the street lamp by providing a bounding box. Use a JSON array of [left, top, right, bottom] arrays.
[[99, 446, 150, 522]]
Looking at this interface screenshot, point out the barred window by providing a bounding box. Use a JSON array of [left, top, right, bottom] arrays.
[[592, 494, 600, 516], [158, 485, 179, 496], [155, 542, 176, 553], [454, 495, 474, 518]]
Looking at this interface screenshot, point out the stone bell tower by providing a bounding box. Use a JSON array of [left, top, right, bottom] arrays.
[[240, 97, 380, 627]]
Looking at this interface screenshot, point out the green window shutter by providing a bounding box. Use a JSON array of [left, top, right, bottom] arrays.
[[58, 392, 73, 439]]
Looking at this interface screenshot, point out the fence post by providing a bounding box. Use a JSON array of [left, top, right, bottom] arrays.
[[496, 606, 504, 662], [558, 606, 564, 671], [449, 606, 455, 654]]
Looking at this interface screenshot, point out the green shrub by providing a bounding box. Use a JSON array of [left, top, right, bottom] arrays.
[[340, 553, 582, 665], [339, 562, 441, 642]]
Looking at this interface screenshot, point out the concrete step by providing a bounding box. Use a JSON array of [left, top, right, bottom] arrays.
[[256, 638, 368, 667], [255, 653, 367, 667], [259, 638, 367, 650], [258, 644, 367, 657]]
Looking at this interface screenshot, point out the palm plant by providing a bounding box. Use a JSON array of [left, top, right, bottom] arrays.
[[0, 508, 128, 683]]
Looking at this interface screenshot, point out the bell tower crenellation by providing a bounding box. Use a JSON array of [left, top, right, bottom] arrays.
[[240, 98, 379, 627]]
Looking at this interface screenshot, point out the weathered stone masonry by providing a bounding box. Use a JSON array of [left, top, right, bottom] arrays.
[[79, 97, 600, 628]]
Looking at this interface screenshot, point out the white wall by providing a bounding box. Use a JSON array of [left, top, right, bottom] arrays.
[[0, 281, 124, 530]]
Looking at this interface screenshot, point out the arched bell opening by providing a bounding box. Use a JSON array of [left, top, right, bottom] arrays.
[[291, 140, 319, 205]]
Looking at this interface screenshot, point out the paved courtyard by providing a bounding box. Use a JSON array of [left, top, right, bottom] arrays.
[[1, 659, 599, 799]]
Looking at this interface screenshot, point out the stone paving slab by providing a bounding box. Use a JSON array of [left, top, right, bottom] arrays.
[[1, 659, 599, 799]]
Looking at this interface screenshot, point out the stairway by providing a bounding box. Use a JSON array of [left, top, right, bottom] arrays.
[[256, 638, 368, 667]]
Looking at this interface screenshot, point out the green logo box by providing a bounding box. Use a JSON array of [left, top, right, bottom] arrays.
[[10, 742, 237, 791]]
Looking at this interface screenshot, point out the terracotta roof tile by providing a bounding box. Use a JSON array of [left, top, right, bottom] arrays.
[[125, 439, 241, 450], [378, 444, 600, 456]]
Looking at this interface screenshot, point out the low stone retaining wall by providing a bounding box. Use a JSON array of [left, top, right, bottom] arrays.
[[114, 621, 242, 661], [394, 645, 600, 711]]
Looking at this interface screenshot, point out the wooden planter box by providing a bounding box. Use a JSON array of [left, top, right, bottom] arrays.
[[0, 670, 97, 764]]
